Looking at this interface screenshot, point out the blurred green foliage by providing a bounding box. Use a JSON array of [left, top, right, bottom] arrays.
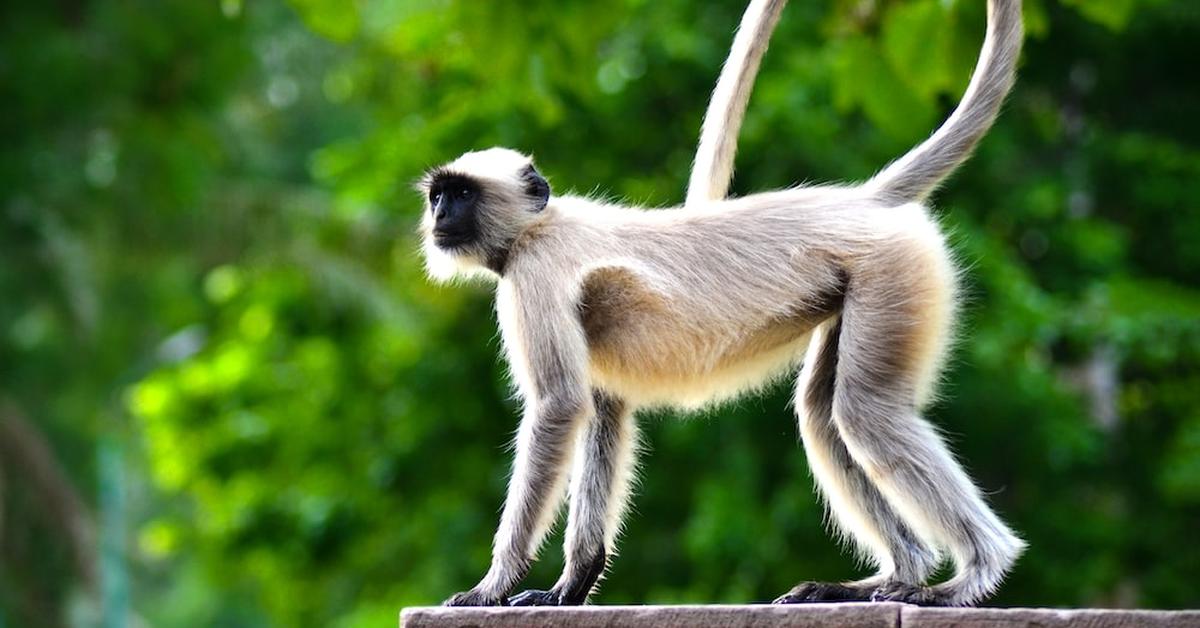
[[2, 0, 1199, 626]]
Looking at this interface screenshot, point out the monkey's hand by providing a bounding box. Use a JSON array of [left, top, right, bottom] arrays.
[[443, 588, 509, 607], [508, 589, 576, 606]]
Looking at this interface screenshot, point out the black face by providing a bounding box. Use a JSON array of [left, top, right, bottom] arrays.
[[427, 174, 480, 249]]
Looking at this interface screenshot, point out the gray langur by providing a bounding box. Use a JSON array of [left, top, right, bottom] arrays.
[[419, 0, 1025, 608]]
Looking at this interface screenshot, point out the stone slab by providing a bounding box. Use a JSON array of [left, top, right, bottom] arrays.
[[401, 602, 902, 628], [400, 604, 1200, 628], [903, 606, 1200, 628]]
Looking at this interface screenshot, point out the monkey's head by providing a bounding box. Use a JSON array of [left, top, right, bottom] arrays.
[[416, 147, 552, 281]]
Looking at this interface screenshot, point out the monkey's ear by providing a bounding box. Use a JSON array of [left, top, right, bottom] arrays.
[[520, 164, 551, 212]]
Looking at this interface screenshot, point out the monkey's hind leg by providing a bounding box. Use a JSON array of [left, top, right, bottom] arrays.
[[831, 246, 1025, 607], [509, 391, 639, 606], [775, 320, 939, 605]]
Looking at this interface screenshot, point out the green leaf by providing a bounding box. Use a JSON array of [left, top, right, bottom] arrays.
[[1023, 0, 1051, 39], [1105, 277, 1200, 322], [1161, 417, 1200, 501], [882, 0, 954, 100], [288, 0, 359, 42], [1061, 0, 1137, 31], [832, 36, 937, 142]]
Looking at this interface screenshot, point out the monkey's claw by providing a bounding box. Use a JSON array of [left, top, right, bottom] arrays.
[[443, 589, 509, 607], [508, 589, 570, 606], [773, 582, 873, 604], [870, 582, 952, 606]]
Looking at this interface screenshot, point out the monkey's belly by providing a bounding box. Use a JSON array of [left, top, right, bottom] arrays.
[[580, 278, 816, 408], [588, 330, 812, 410]]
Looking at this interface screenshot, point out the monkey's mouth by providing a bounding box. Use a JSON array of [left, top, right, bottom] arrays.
[[433, 230, 472, 249]]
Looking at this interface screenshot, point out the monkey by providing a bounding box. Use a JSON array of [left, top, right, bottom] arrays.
[[419, 0, 1024, 608]]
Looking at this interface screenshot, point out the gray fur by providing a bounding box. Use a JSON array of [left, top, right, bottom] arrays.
[[509, 391, 638, 606], [428, 0, 1025, 609], [778, 318, 940, 604], [687, 0, 788, 205], [559, 391, 633, 588], [691, 0, 1024, 208], [869, 0, 1024, 203]]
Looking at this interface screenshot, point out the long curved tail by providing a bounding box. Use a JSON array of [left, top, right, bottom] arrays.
[[686, 0, 788, 206], [868, 0, 1023, 204]]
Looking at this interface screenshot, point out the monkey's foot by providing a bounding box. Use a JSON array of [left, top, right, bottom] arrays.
[[508, 589, 577, 606], [870, 582, 955, 606], [443, 589, 509, 607], [772, 581, 874, 604]]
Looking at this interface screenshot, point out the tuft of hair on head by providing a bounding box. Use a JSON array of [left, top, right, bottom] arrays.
[[414, 166, 452, 194]]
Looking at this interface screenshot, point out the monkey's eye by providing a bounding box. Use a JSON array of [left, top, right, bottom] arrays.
[[429, 190, 443, 205], [454, 186, 475, 201]]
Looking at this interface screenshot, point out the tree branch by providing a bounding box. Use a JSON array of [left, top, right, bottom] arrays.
[[0, 398, 99, 592]]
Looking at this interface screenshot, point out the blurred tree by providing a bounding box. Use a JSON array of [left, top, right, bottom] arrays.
[[1, 1, 268, 625], [2, 0, 1198, 626]]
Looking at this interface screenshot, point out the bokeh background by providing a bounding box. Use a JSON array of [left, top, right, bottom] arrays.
[[2, 0, 1199, 626]]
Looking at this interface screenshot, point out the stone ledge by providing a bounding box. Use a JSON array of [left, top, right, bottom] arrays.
[[400, 603, 1200, 628], [901, 606, 1199, 628]]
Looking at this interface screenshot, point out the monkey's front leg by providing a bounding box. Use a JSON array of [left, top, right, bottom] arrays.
[[510, 391, 637, 606], [443, 390, 593, 607]]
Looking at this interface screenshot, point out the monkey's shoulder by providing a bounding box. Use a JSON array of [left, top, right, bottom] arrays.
[[578, 263, 665, 311], [575, 263, 669, 345]]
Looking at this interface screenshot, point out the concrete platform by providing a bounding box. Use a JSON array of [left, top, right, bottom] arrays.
[[400, 602, 1200, 628]]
